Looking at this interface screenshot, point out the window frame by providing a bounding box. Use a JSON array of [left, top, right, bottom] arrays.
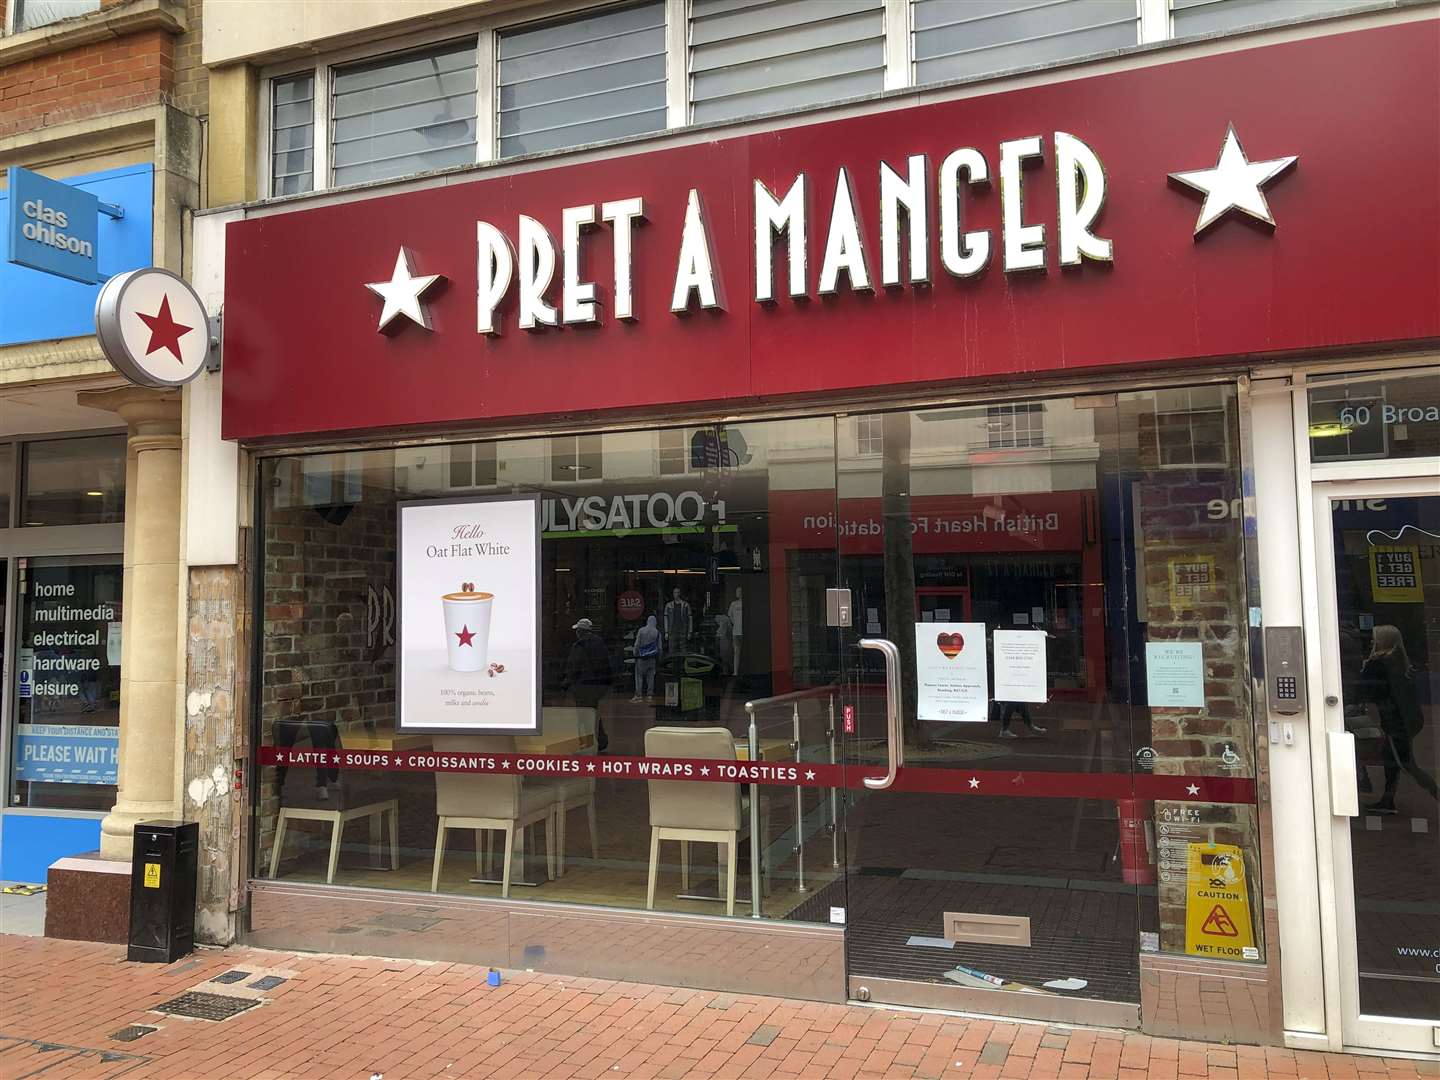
[[256, 0, 1396, 199], [5, 0, 101, 35]]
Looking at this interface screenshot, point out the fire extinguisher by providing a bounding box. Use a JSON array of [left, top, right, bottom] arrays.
[[1116, 798, 1156, 885]]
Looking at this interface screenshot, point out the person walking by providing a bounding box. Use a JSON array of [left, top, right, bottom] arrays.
[[566, 618, 615, 752], [1359, 624, 1437, 814], [631, 615, 660, 702]]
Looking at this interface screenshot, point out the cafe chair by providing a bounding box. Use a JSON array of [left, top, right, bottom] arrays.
[[541, 707, 599, 876], [644, 726, 764, 917], [431, 735, 556, 897], [268, 754, 398, 885]]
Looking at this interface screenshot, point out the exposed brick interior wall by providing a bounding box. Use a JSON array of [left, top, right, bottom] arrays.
[[1136, 409, 1262, 955], [1, 0, 208, 140], [256, 478, 397, 852]]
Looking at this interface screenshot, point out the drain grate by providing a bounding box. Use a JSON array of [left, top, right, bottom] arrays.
[[210, 970, 250, 985], [152, 991, 261, 1021], [110, 1025, 158, 1043], [248, 975, 286, 991]]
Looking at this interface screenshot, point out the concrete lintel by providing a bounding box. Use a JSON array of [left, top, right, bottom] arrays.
[[0, 0, 188, 68]]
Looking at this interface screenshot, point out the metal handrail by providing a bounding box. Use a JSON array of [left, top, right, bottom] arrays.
[[743, 684, 840, 917]]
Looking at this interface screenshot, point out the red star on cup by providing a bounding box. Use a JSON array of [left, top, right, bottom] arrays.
[[136, 295, 193, 362], [455, 625, 476, 647]]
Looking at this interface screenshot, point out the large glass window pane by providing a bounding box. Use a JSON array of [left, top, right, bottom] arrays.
[[1172, 0, 1383, 38], [254, 421, 841, 926], [271, 73, 316, 197], [913, 0, 1136, 86], [331, 40, 478, 187], [1328, 494, 1439, 1021], [1308, 368, 1440, 464], [498, 2, 667, 158], [20, 434, 126, 527], [9, 558, 122, 812], [690, 0, 884, 125]]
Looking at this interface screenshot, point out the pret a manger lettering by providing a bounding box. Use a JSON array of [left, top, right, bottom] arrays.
[[475, 132, 1111, 335]]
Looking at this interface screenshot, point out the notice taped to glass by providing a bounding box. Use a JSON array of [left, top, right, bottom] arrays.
[[916, 622, 988, 722], [398, 494, 541, 733]]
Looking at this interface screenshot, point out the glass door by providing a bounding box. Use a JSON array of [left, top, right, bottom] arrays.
[[1314, 480, 1439, 1053], [832, 390, 1265, 1023]]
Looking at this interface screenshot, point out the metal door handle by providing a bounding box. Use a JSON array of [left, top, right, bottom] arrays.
[[860, 638, 903, 790]]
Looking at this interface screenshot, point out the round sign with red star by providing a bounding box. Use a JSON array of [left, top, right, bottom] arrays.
[[94, 267, 210, 388]]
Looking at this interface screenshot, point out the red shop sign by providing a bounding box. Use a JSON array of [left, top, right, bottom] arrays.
[[256, 746, 1256, 805], [222, 24, 1439, 443]]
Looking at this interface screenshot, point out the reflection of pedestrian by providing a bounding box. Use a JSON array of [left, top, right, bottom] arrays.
[[631, 615, 660, 702], [997, 701, 1047, 739], [566, 618, 615, 752], [1359, 625, 1437, 814]]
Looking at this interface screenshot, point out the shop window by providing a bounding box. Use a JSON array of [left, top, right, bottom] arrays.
[[12, 0, 99, 31], [854, 414, 883, 456], [985, 402, 1044, 448], [448, 442, 499, 489], [270, 72, 316, 196], [498, 1, 667, 159], [1171, 0, 1378, 38], [19, 434, 125, 527], [1307, 369, 1440, 464], [8, 558, 122, 812], [912, 0, 1136, 86], [0, 442, 13, 527], [331, 39, 478, 188], [551, 434, 604, 482], [1152, 387, 1229, 468], [689, 0, 885, 124], [657, 429, 692, 476]]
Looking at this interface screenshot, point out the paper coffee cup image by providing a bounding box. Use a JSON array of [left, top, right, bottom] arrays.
[[442, 589, 493, 672]]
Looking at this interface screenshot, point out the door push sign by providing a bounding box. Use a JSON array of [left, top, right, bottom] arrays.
[[5, 166, 123, 285]]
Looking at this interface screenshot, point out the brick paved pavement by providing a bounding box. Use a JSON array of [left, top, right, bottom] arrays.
[[2, 935, 1436, 1079]]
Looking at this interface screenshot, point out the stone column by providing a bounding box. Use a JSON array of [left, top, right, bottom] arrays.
[[78, 387, 185, 861]]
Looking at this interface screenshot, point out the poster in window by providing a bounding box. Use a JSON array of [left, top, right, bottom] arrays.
[[398, 494, 541, 733], [916, 622, 988, 722], [1369, 545, 1423, 603], [1168, 555, 1215, 610]]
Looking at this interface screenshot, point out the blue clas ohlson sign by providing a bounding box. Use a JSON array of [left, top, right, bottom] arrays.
[[5, 166, 105, 283], [0, 164, 152, 346]]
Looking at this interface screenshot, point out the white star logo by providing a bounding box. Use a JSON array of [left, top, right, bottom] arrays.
[[804, 770, 816, 781], [500, 758, 511, 769], [365, 247, 443, 333], [968, 777, 980, 789], [699, 766, 710, 777], [1186, 784, 1201, 796], [586, 762, 596, 773], [1169, 125, 1297, 235]]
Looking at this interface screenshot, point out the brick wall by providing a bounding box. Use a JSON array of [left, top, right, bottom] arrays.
[[1136, 410, 1262, 954], [1, 0, 207, 140], [256, 487, 398, 852]]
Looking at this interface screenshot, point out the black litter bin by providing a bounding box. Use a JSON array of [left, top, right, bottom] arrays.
[[128, 819, 198, 963]]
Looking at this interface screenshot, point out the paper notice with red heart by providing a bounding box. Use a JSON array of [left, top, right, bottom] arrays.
[[915, 621, 989, 722]]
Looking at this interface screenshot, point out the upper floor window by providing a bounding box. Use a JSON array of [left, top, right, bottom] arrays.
[[658, 428, 691, 476], [1170, 0, 1371, 38], [270, 73, 316, 196], [552, 434, 605, 481], [331, 39, 478, 188], [12, 0, 99, 32], [855, 415, 883, 456], [913, 0, 1137, 85], [689, 0, 885, 124], [449, 442, 499, 488], [498, 1, 667, 159], [986, 403, 1045, 449]]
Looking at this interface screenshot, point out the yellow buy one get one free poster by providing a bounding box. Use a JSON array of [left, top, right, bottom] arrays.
[[1184, 843, 1257, 959]]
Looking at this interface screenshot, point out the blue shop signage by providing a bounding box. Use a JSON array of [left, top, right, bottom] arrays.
[[0, 164, 150, 346], [14, 724, 120, 785], [5, 166, 106, 284]]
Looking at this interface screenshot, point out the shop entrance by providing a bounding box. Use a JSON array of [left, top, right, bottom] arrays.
[[1313, 479, 1438, 1054]]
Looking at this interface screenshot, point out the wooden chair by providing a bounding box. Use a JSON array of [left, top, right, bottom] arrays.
[[268, 760, 397, 885], [431, 735, 556, 897]]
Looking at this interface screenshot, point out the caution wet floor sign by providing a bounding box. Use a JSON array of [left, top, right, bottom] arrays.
[[1184, 842, 1256, 959]]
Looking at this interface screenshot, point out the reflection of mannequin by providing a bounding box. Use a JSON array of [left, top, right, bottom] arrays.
[[728, 588, 743, 675], [714, 611, 733, 671], [663, 587, 692, 655]]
